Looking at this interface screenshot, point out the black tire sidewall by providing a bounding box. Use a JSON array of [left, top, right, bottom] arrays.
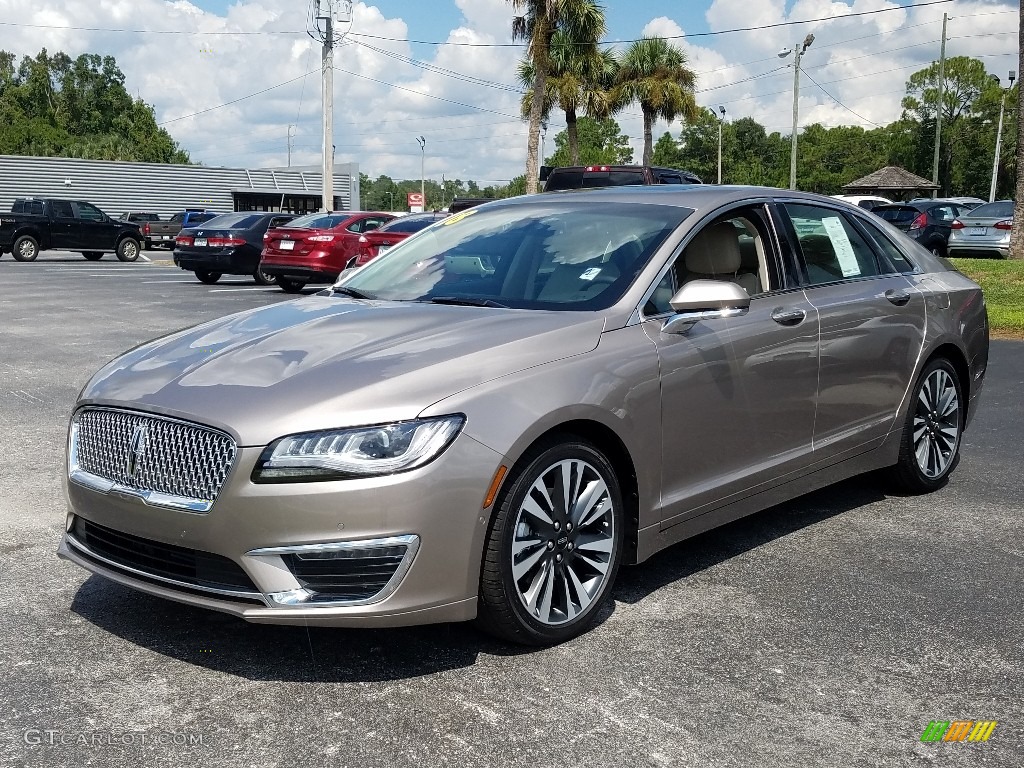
[[195, 270, 222, 284], [483, 439, 624, 645], [278, 278, 307, 293]]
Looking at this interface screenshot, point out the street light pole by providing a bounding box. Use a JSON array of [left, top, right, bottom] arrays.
[[717, 105, 726, 185], [416, 136, 426, 211], [990, 70, 1016, 202], [780, 34, 814, 191], [316, 0, 334, 212], [931, 12, 949, 197]]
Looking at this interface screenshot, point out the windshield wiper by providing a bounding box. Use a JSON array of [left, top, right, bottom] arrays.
[[425, 296, 509, 309], [332, 285, 375, 300]]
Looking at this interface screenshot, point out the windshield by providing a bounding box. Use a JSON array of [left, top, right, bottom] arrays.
[[969, 201, 1013, 219], [339, 201, 689, 311], [874, 206, 918, 223], [283, 212, 350, 229]]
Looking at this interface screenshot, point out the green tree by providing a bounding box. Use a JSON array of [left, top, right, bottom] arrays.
[[614, 37, 698, 165], [651, 131, 685, 168], [509, 0, 606, 193], [547, 116, 632, 166]]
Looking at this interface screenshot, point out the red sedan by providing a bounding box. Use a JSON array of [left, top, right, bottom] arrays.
[[260, 211, 394, 293], [350, 212, 450, 268]]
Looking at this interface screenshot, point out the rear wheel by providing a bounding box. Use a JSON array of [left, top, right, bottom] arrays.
[[12, 235, 40, 262], [277, 277, 308, 293], [116, 238, 141, 262], [195, 270, 222, 285], [888, 358, 963, 493], [82, 252, 104, 261], [253, 267, 278, 286], [476, 438, 624, 645]]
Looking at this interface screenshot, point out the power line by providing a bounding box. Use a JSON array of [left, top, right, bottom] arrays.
[[801, 70, 883, 127], [156, 68, 323, 125]]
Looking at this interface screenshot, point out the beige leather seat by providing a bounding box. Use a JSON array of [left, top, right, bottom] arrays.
[[683, 222, 757, 295]]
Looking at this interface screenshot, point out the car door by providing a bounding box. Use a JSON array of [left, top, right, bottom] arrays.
[[48, 200, 80, 249], [641, 203, 819, 528], [73, 202, 118, 250], [777, 200, 925, 462]]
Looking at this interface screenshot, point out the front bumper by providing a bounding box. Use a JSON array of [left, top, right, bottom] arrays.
[[59, 433, 504, 626]]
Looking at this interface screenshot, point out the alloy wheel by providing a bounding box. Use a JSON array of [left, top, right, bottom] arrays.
[[913, 368, 960, 479], [510, 459, 615, 626]]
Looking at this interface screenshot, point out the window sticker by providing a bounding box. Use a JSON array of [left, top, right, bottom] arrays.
[[441, 208, 478, 226], [821, 216, 861, 277], [579, 267, 602, 281]]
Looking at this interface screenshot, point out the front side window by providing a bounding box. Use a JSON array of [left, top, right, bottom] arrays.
[[784, 203, 880, 285], [342, 202, 689, 311], [644, 207, 774, 316], [76, 202, 105, 222]]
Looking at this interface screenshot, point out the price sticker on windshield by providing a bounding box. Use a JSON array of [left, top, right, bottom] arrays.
[[441, 208, 479, 226]]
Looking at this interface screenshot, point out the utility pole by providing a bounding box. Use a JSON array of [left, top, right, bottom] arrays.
[[931, 12, 948, 197], [780, 35, 814, 190], [990, 70, 1016, 202], [717, 105, 726, 185], [316, 0, 334, 212], [287, 124, 295, 167], [416, 136, 426, 211]]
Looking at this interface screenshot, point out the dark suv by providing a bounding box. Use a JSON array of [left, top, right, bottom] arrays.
[[872, 200, 966, 257], [542, 165, 702, 192]]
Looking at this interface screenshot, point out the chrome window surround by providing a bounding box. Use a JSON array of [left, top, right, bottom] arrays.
[[68, 407, 237, 514], [251, 535, 421, 608]]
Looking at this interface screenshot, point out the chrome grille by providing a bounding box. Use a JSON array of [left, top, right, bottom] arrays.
[[72, 408, 237, 505]]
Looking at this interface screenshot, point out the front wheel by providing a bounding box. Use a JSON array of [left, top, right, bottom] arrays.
[[116, 238, 141, 262], [888, 358, 963, 493], [195, 270, 222, 284], [476, 438, 624, 645], [277, 277, 307, 293], [82, 252, 104, 261], [12, 235, 40, 262], [253, 267, 278, 286]]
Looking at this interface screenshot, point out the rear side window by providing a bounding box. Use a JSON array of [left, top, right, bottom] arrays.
[[857, 219, 916, 274], [785, 203, 881, 284]]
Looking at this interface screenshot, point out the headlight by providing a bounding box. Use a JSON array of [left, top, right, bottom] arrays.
[[252, 415, 464, 482]]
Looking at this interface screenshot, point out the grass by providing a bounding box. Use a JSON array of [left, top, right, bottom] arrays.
[[950, 258, 1024, 339]]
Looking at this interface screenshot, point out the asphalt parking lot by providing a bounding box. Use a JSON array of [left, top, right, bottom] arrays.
[[2, 253, 1022, 767]]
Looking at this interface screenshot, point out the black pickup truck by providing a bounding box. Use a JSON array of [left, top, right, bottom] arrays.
[[0, 198, 144, 262]]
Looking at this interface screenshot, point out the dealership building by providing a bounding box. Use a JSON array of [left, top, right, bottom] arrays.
[[0, 155, 360, 219]]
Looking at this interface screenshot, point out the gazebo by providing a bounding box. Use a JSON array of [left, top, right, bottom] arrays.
[[842, 166, 939, 200]]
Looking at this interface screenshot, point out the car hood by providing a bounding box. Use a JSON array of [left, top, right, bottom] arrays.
[[80, 296, 605, 446]]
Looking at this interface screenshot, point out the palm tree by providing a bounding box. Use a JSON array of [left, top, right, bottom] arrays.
[[614, 37, 699, 166], [518, 35, 616, 166], [508, 0, 607, 193]]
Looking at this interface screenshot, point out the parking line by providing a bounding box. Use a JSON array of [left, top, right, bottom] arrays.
[[208, 287, 282, 293]]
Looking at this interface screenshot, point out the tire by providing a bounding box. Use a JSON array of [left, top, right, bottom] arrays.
[[476, 437, 624, 645], [929, 242, 946, 258], [277, 277, 308, 293], [195, 270, 222, 285], [116, 238, 141, 262], [12, 235, 40, 262], [82, 252, 104, 261], [888, 357, 963, 493], [253, 267, 278, 286]]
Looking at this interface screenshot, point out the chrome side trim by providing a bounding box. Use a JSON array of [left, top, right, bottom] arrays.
[[65, 531, 268, 605], [252, 534, 421, 608]]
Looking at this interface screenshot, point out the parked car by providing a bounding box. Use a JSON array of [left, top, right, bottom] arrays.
[[143, 209, 219, 250], [0, 197, 143, 261], [349, 211, 450, 268], [830, 194, 893, 211], [947, 200, 1014, 259], [871, 200, 965, 256], [59, 185, 988, 645], [448, 197, 492, 213], [260, 211, 395, 293], [911, 196, 986, 211], [172, 212, 296, 285], [542, 164, 702, 191], [119, 212, 161, 224]]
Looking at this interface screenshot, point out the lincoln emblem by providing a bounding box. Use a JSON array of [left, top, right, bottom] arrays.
[[127, 425, 148, 478]]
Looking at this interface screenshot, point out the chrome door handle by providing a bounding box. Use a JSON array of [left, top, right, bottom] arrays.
[[771, 308, 806, 326], [885, 289, 911, 306]]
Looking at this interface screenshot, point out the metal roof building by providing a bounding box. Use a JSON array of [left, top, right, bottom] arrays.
[[0, 155, 360, 219]]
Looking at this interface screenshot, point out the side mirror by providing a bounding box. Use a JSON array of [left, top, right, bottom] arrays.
[[662, 280, 750, 335]]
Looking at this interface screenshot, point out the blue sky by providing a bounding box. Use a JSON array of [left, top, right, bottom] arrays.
[[0, 1, 1017, 183]]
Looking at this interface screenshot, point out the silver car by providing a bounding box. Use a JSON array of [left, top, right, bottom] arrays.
[[59, 186, 989, 645], [947, 200, 1014, 258]]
